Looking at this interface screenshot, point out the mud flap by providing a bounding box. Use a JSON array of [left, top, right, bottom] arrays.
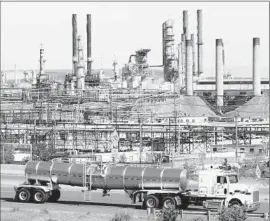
[[174, 196, 181, 206]]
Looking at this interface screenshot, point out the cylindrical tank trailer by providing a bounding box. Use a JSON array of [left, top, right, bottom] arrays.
[[24, 161, 189, 191], [14, 161, 191, 209]]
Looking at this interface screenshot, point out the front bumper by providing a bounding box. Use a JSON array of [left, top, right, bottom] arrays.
[[245, 202, 260, 212]]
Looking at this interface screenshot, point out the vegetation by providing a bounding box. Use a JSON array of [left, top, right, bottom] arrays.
[[110, 211, 132, 221], [32, 143, 56, 161], [0, 146, 15, 164], [218, 205, 247, 221], [157, 208, 179, 221]]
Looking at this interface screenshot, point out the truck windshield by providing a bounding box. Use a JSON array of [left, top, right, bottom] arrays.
[[228, 175, 238, 183]]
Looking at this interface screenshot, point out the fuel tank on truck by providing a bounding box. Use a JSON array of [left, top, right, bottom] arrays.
[[25, 161, 190, 191]]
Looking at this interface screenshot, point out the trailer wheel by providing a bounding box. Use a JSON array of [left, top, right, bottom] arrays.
[[145, 195, 159, 208], [17, 188, 31, 203], [162, 197, 176, 209], [33, 190, 47, 203], [48, 189, 61, 202]]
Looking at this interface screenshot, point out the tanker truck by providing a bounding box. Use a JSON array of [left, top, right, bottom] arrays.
[[14, 161, 260, 211]]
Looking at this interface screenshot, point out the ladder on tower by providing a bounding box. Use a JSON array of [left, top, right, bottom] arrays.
[[83, 162, 92, 201]]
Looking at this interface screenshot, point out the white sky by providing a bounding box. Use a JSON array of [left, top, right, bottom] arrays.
[[1, 2, 269, 77]]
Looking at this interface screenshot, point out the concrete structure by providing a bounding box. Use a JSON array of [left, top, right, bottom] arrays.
[[197, 10, 203, 76], [186, 40, 193, 96], [191, 34, 197, 77], [72, 14, 78, 76], [86, 14, 92, 76], [216, 39, 224, 109], [253, 37, 261, 96]]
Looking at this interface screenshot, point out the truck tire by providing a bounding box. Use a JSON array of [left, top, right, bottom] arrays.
[[229, 199, 242, 207], [145, 195, 159, 208], [48, 189, 61, 202], [33, 189, 47, 204], [162, 197, 177, 209], [17, 188, 31, 203]]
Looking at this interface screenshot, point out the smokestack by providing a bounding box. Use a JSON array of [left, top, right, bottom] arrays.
[[72, 14, 78, 76], [191, 34, 197, 77], [186, 40, 193, 96], [178, 43, 182, 89], [253, 37, 261, 96], [76, 35, 85, 91], [181, 34, 186, 87], [216, 39, 224, 108], [197, 10, 203, 76], [86, 14, 92, 76], [183, 10, 190, 40]]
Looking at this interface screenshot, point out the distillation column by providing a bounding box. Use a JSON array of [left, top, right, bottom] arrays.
[[253, 37, 261, 96], [197, 10, 203, 76], [181, 34, 186, 87], [216, 39, 224, 109], [178, 43, 182, 89], [76, 35, 85, 91], [186, 40, 193, 96]]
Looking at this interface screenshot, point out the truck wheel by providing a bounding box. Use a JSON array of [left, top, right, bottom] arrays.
[[162, 197, 176, 209], [145, 195, 159, 208], [229, 200, 242, 207], [48, 189, 61, 202], [17, 188, 31, 203], [33, 190, 47, 203]]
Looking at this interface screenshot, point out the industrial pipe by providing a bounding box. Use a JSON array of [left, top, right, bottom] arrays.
[[197, 10, 203, 75], [216, 39, 224, 108], [186, 40, 193, 96], [253, 37, 261, 96]]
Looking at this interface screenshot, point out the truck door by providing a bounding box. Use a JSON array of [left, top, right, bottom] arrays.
[[216, 176, 229, 196]]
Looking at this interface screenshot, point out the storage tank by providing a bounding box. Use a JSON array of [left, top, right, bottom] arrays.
[[25, 161, 189, 191]]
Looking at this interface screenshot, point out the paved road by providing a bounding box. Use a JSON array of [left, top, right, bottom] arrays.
[[1, 174, 269, 215]]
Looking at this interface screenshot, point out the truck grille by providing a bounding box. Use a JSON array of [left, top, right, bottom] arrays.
[[253, 191, 259, 202]]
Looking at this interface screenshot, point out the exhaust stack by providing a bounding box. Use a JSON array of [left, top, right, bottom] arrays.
[[86, 14, 92, 76], [72, 14, 78, 76], [191, 34, 197, 77], [183, 10, 190, 40], [216, 39, 224, 108], [197, 10, 203, 76], [253, 37, 261, 96], [186, 40, 193, 96]]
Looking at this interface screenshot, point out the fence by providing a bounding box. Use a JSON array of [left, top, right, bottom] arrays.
[[146, 208, 269, 221]]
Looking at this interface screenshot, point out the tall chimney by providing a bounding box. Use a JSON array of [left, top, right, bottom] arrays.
[[253, 37, 261, 96], [216, 39, 224, 108], [181, 34, 186, 87], [76, 35, 85, 91], [86, 14, 92, 76], [197, 10, 203, 76], [186, 40, 193, 96], [72, 14, 78, 76], [178, 43, 182, 89], [191, 34, 197, 77], [183, 10, 190, 40]]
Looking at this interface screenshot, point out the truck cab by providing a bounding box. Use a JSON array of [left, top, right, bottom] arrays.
[[192, 169, 260, 211]]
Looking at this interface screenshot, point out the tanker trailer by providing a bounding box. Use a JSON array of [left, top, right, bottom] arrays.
[[14, 161, 191, 209]]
